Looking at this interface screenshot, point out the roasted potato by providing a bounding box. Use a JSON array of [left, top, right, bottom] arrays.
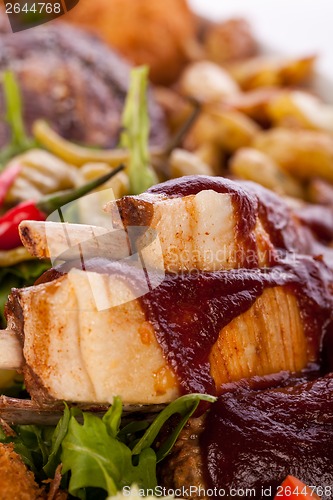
[[185, 107, 260, 153], [253, 128, 333, 182], [153, 86, 194, 133], [227, 55, 316, 90], [224, 86, 282, 124], [194, 142, 225, 172], [230, 148, 304, 198], [179, 61, 240, 103], [267, 90, 333, 132], [169, 148, 214, 178], [307, 178, 333, 205]]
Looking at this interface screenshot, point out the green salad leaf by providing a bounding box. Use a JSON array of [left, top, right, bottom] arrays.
[[43, 403, 72, 477], [132, 393, 216, 462], [62, 411, 157, 498], [120, 66, 158, 195], [61, 393, 215, 498], [0, 391, 215, 497], [0, 423, 52, 475]]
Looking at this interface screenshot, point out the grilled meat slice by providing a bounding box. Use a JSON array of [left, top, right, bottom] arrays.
[[0, 17, 168, 148], [105, 176, 322, 272], [5, 266, 317, 405], [19, 221, 113, 261], [23, 176, 331, 273], [20, 198, 274, 272], [6, 268, 179, 405]]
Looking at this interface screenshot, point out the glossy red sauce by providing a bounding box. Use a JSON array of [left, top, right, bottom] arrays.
[[200, 373, 333, 499], [295, 203, 333, 243], [140, 255, 333, 396]]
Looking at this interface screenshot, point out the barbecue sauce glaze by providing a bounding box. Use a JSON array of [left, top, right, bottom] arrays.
[[200, 374, 333, 499], [141, 176, 333, 394]]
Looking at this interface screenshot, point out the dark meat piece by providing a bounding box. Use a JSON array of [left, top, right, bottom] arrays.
[[161, 371, 327, 500], [0, 15, 168, 148], [159, 416, 206, 495], [200, 374, 333, 500]]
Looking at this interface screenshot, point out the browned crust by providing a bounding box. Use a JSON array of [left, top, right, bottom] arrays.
[[5, 290, 25, 345], [0, 443, 45, 499], [113, 196, 155, 229], [5, 289, 56, 405], [19, 224, 42, 259], [159, 416, 207, 499]]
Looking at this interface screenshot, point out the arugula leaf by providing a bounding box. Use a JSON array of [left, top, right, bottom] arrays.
[[132, 393, 216, 462], [61, 411, 157, 498], [0, 259, 50, 327], [43, 403, 71, 477], [120, 66, 157, 195], [0, 70, 35, 167], [61, 394, 214, 498], [102, 396, 122, 439], [0, 424, 50, 474]]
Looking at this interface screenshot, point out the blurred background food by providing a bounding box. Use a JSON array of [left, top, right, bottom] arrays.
[[65, 0, 197, 85], [0, 16, 168, 148]]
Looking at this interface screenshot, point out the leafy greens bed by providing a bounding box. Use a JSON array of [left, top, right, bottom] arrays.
[[0, 394, 215, 499]]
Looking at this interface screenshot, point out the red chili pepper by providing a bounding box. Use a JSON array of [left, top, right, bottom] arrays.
[[0, 164, 124, 251], [274, 476, 321, 500], [0, 162, 22, 208], [0, 200, 46, 250]]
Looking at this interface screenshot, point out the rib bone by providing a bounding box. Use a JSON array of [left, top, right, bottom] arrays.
[[0, 331, 23, 371]]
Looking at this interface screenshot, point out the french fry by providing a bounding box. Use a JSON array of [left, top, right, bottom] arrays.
[[229, 148, 304, 198], [227, 55, 316, 90], [253, 128, 333, 182]]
